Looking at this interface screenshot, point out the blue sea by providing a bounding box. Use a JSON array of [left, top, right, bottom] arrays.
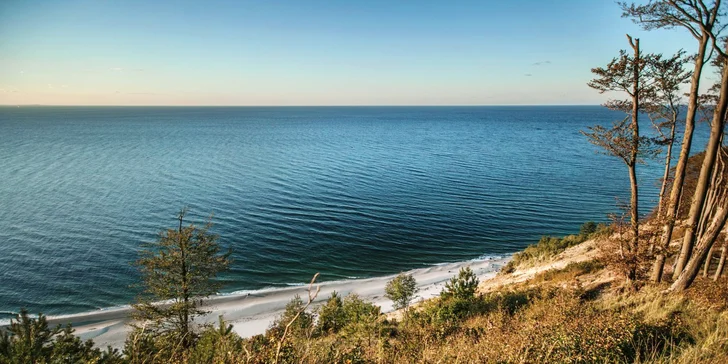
[[0, 106, 702, 317]]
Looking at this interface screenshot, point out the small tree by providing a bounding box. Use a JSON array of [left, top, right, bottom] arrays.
[[385, 273, 418, 311], [582, 35, 659, 282], [132, 208, 231, 354], [316, 291, 346, 334], [646, 51, 692, 282], [441, 267, 479, 301], [579, 221, 599, 237]]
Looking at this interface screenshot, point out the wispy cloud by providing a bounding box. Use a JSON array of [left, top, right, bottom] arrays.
[[110, 67, 124, 72], [524, 73, 533, 77], [532, 60, 551, 66]]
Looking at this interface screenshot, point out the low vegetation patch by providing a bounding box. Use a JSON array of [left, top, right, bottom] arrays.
[[501, 221, 608, 274]]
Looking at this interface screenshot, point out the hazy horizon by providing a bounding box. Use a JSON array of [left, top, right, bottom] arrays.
[[0, 0, 715, 106]]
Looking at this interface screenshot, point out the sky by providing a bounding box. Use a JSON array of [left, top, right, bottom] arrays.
[[0, 0, 716, 106]]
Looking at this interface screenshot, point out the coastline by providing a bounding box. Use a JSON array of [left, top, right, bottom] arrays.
[[42, 255, 510, 349]]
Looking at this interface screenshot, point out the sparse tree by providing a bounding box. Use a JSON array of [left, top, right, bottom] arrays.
[[582, 35, 658, 281], [132, 208, 231, 353], [385, 273, 419, 311]]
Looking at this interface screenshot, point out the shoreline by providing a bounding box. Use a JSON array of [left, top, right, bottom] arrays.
[[37, 255, 510, 349]]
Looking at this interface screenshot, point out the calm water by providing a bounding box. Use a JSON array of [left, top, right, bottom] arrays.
[[0, 106, 693, 316]]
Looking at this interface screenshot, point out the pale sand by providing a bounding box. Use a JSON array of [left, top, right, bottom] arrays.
[[43, 257, 509, 349]]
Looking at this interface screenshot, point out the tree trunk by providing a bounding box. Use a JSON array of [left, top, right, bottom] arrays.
[[658, 37, 709, 280], [670, 205, 728, 291], [178, 213, 190, 350], [702, 247, 714, 277], [650, 254, 667, 282], [657, 122, 677, 217], [650, 118, 678, 282], [627, 35, 640, 282], [629, 162, 639, 254], [673, 44, 728, 279], [715, 242, 727, 281]]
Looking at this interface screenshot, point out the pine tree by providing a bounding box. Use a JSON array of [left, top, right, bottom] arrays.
[[132, 208, 231, 353]]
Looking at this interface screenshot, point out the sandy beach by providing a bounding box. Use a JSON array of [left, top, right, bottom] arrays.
[[44, 256, 509, 349]]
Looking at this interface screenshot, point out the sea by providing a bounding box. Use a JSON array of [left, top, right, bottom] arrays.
[[0, 105, 706, 318]]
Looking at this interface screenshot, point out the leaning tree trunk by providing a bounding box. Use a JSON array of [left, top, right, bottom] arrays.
[[671, 133, 728, 292], [673, 47, 728, 280], [670, 203, 728, 291], [656, 37, 709, 282]]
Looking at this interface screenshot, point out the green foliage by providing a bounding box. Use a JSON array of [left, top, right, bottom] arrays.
[[316, 292, 382, 337], [384, 273, 419, 311], [441, 266, 479, 300], [316, 291, 346, 334], [0, 309, 56, 363], [132, 209, 231, 352], [341, 294, 380, 323], [123, 326, 186, 364], [579, 221, 598, 236], [270, 295, 314, 339], [502, 221, 607, 273], [188, 316, 242, 364], [113, 273, 727, 363], [0, 309, 122, 364]]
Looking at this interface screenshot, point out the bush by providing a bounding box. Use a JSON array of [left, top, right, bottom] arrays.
[[316, 291, 346, 334], [579, 221, 598, 236], [0, 309, 122, 364], [441, 267, 479, 300], [188, 316, 242, 364], [270, 295, 314, 339], [385, 273, 418, 311]]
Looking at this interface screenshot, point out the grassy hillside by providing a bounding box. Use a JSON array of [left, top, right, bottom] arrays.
[[2, 226, 727, 363]]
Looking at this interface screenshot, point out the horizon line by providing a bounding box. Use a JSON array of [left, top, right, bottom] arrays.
[[0, 103, 602, 107]]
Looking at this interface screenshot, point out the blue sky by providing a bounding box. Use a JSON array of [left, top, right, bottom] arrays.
[[0, 0, 711, 105]]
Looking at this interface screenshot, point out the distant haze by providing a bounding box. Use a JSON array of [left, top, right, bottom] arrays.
[[0, 0, 711, 106]]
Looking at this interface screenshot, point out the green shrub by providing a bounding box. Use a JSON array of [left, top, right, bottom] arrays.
[[269, 295, 314, 339], [316, 291, 346, 334], [385, 273, 418, 311], [441, 267, 479, 300], [188, 316, 242, 364], [0, 309, 122, 364]]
